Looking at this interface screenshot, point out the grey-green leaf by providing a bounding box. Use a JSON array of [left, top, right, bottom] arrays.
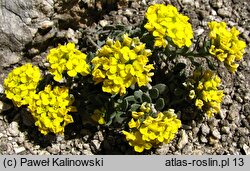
[[153, 84, 168, 94], [134, 90, 143, 102], [149, 88, 159, 99], [142, 93, 152, 103], [130, 104, 141, 111], [125, 95, 136, 102], [155, 98, 165, 111], [120, 99, 129, 111]]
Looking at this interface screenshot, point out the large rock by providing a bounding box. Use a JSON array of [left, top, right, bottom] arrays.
[[0, 0, 54, 68]]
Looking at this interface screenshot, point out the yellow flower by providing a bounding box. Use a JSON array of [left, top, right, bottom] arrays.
[[122, 130, 152, 153], [189, 70, 224, 117], [91, 108, 106, 125], [122, 106, 181, 152], [47, 42, 90, 81], [4, 63, 41, 107], [123, 34, 132, 46], [208, 21, 246, 73], [140, 110, 181, 143], [128, 118, 141, 129], [189, 90, 196, 99], [195, 99, 204, 109], [140, 102, 151, 113], [144, 4, 193, 48], [132, 111, 144, 120], [154, 37, 167, 48], [91, 34, 154, 95], [28, 85, 75, 135]]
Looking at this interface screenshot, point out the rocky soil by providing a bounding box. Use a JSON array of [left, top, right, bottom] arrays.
[[0, 0, 249, 155]]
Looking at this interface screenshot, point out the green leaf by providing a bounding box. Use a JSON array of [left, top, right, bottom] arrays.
[[134, 90, 143, 102], [97, 40, 105, 47], [120, 99, 129, 111], [130, 104, 141, 111], [179, 46, 189, 54], [106, 111, 116, 126], [149, 88, 159, 99], [206, 57, 216, 71], [125, 95, 136, 102], [103, 25, 115, 30], [155, 98, 165, 111], [116, 24, 126, 30], [140, 85, 149, 92], [153, 84, 168, 94], [203, 39, 211, 52], [87, 52, 96, 62], [113, 111, 126, 124], [142, 93, 152, 103]]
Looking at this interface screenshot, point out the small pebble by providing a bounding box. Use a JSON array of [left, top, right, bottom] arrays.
[[211, 9, 217, 16], [38, 151, 50, 155], [83, 150, 93, 155], [228, 104, 241, 123], [217, 8, 232, 18], [90, 140, 101, 153], [209, 136, 219, 145], [47, 144, 60, 154], [181, 0, 194, 6], [212, 128, 221, 139], [221, 126, 230, 134], [7, 122, 19, 137], [210, 0, 223, 8], [223, 95, 233, 105], [194, 28, 204, 36], [200, 135, 208, 143], [14, 147, 26, 154], [60, 144, 66, 150], [177, 130, 189, 149], [243, 144, 250, 155], [182, 143, 193, 154], [99, 20, 108, 27], [0, 84, 3, 93], [123, 9, 133, 17], [66, 28, 78, 44], [219, 108, 227, 119], [0, 101, 12, 113], [201, 124, 210, 135], [156, 144, 170, 155], [39, 20, 54, 30]]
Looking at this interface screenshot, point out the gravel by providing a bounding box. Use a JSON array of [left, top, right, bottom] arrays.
[[201, 123, 210, 135], [7, 122, 20, 137], [177, 130, 189, 149], [217, 7, 232, 17], [0, 0, 249, 155]]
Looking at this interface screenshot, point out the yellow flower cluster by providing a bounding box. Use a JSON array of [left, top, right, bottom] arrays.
[[28, 85, 76, 135], [189, 70, 224, 118], [4, 64, 41, 107], [91, 108, 106, 125], [91, 34, 154, 95], [122, 107, 181, 152], [208, 21, 246, 73], [47, 42, 90, 81], [144, 4, 193, 48]]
